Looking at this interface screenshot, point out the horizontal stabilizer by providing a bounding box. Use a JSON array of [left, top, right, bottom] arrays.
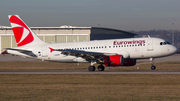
[[2, 48, 37, 57]]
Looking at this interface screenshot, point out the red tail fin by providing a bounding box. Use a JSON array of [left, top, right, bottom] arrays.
[[9, 15, 45, 47]]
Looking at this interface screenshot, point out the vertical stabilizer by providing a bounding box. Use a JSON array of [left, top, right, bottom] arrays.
[[8, 15, 45, 47]]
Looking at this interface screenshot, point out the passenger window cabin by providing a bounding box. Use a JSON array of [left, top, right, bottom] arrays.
[[66, 43, 148, 52]]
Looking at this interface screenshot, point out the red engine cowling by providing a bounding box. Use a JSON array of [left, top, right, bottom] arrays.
[[123, 59, 136, 66], [104, 55, 136, 67], [104, 55, 124, 66]]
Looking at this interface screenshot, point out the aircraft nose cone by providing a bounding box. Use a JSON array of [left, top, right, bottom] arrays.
[[172, 45, 178, 54], [175, 46, 178, 53]]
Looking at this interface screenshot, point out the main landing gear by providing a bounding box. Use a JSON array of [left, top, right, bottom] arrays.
[[150, 58, 156, 70], [88, 62, 105, 71], [88, 66, 96, 71], [97, 65, 105, 71]]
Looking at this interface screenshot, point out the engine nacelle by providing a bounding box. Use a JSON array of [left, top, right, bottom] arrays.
[[104, 55, 136, 67], [104, 55, 124, 66], [123, 59, 136, 66]]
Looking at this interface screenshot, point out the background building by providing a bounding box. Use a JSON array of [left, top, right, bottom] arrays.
[[91, 27, 136, 40], [0, 26, 136, 52]]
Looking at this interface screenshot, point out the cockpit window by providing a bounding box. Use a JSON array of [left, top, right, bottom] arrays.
[[160, 41, 171, 45], [166, 41, 171, 44], [160, 42, 163, 45]]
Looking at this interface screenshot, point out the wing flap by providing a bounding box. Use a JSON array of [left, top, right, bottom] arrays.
[[54, 49, 116, 62]]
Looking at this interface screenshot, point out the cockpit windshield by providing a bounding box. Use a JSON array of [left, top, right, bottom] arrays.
[[160, 41, 171, 45]]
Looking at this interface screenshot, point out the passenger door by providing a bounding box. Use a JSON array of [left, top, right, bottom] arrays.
[[147, 39, 153, 51]]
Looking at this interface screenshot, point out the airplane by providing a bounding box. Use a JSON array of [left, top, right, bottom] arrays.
[[1, 15, 178, 71]]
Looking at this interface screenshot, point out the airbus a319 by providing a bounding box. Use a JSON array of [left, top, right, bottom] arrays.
[[1, 15, 178, 71]]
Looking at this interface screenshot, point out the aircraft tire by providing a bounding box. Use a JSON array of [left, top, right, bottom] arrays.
[[98, 65, 105, 71], [88, 66, 96, 71], [151, 65, 156, 70]]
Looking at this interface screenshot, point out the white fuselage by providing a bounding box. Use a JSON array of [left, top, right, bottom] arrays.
[[7, 37, 178, 63]]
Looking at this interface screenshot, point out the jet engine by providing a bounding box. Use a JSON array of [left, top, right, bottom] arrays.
[[103, 55, 136, 67], [104, 55, 124, 66]]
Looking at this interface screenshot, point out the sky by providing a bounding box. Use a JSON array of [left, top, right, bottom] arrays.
[[0, 0, 180, 31]]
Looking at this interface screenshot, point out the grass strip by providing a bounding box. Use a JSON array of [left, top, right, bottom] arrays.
[[0, 74, 180, 101]]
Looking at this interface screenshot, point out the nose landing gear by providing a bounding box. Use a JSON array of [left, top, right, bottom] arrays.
[[151, 65, 156, 70], [150, 58, 156, 70]]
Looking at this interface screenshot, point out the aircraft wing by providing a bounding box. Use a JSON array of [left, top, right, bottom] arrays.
[[54, 49, 116, 62]]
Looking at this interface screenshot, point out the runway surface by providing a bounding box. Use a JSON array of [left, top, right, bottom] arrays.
[[0, 71, 180, 74]]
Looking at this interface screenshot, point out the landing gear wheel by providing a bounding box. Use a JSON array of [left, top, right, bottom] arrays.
[[150, 58, 156, 70], [151, 65, 156, 70], [88, 66, 96, 71], [98, 65, 105, 71]]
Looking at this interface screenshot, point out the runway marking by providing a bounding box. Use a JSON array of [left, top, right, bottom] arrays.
[[0, 71, 180, 74]]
